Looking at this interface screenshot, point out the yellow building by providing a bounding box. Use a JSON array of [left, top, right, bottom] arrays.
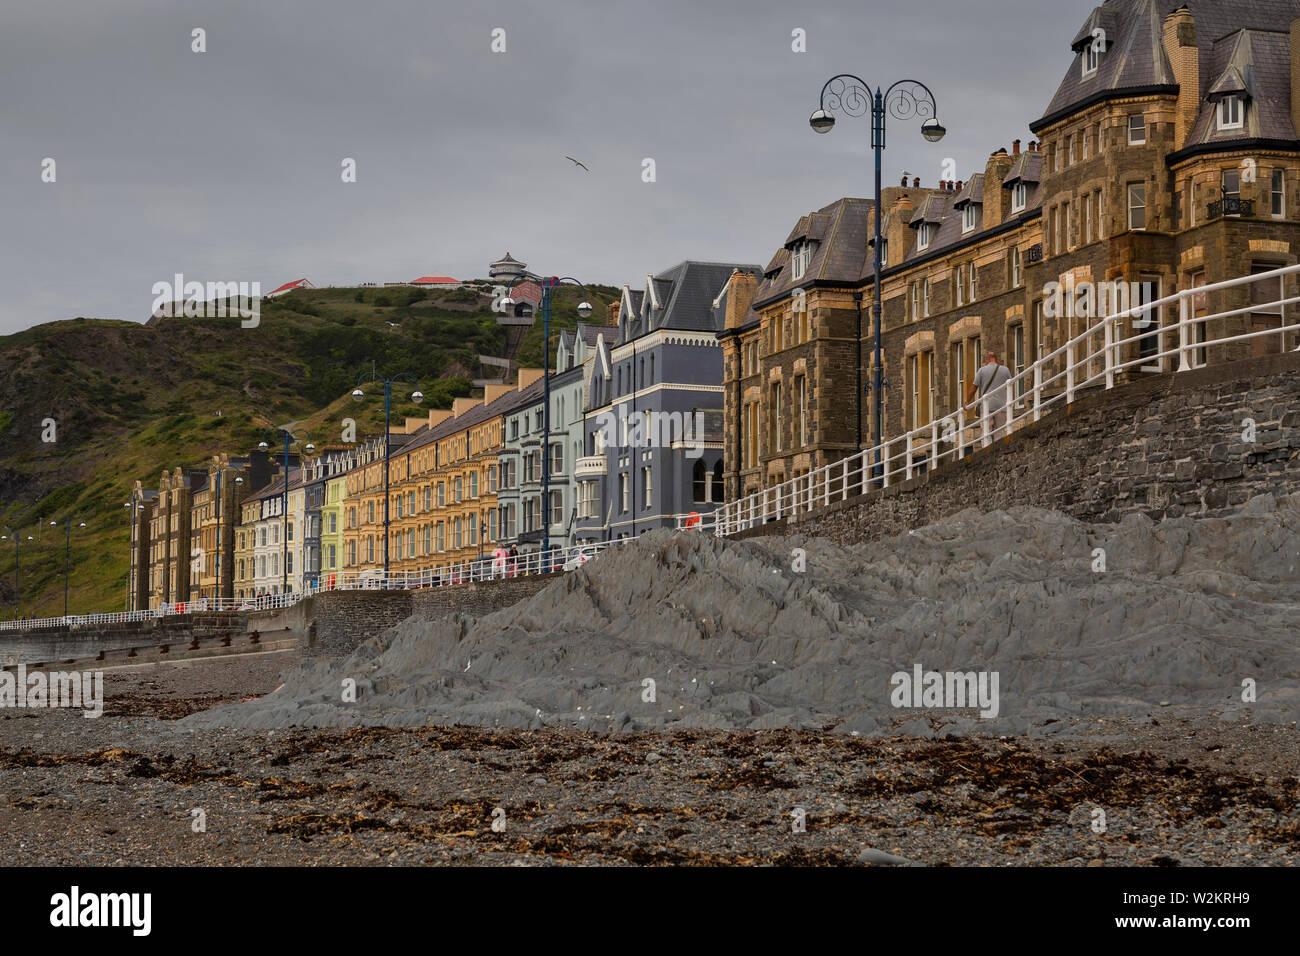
[[343, 372, 543, 582]]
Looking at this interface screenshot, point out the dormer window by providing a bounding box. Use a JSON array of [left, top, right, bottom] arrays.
[[791, 240, 814, 280], [1082, 42, 1100, 78], [961, 203, 978, 233], [917, 223, 933, 251], [1217, 95, 1244, 131], [1011, 182, 1028, 213]]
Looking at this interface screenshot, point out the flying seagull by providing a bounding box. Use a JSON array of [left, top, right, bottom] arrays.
[[565, 156, 589, 171]]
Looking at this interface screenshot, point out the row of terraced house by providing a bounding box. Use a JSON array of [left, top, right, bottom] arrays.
[[125, 260, 753, 608]]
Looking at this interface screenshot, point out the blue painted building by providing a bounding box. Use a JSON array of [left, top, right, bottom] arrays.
[[575, 261, 759, 541]]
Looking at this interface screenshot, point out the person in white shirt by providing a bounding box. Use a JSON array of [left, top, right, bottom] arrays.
[[966, 351, 1014, 439]]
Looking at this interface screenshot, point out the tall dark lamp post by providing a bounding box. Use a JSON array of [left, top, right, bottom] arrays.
[[123, 501, 146, 611], [1, 530, 31, 619], [500, 276, 593, 565], [352, 372, 423, 582], [258, 429, 315, 595], [810, 76, 944, 479], [50, 517, 87, 616]]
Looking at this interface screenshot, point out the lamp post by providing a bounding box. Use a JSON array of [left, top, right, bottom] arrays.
[[50, 517, 87, 616], [500, 276, 593, 566], [1, 529, 29, 619], [810, 76, 944, 480], [352, 372, 423, 582], [123, 501, 146, 611], [258, 429, 315, 595]]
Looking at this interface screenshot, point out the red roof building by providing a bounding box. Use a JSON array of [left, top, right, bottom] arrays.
[[266, 278, 315, 298]]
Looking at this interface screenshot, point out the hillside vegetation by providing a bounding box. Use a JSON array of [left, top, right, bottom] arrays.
[[0, 281, 617, 617]]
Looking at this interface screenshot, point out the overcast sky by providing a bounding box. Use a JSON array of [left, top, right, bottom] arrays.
[[0, 0, 1085, 334]]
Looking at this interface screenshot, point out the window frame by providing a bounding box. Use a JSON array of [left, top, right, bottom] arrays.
[[1127, 182, 1146, 231], [1127, 113, 1146, 145], [1217, 95, 1243, 131]]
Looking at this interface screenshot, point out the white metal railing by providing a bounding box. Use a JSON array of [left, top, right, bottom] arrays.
[[0, 539, 632, 633], [706, 261, 1300, 537]]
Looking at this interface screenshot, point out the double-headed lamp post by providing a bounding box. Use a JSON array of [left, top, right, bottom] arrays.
[[123, 501, 145, 610], [50, 517, 87, 616], [810, 76, 944, 480], [352, 372, 423, 582], [500, 277, 593, 565], [1, 529, 33, 619], [258, 429, 315, 595]]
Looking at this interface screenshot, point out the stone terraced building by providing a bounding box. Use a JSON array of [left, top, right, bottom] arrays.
[[720, 0, 1300, 500]]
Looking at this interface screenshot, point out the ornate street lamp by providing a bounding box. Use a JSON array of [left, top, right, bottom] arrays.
[[499, 276, 593, 565], [811, 75, 944, 480], [258, 429, 316, 594], [353, 370, 422, 582], [50, 516, 87, 616]]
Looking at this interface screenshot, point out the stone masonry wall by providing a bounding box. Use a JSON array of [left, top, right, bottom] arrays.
[[307, 574, 558, 657], [772, 349, 1300, 545]]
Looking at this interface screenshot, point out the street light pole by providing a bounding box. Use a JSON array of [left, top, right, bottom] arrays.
[[58, 517, 86, 616], [500, 276, 594, 567], [811, 76, 945, 480], [258, 429, 314, 597], [2, 531, 18, 619], [353, 371, 423, 582]]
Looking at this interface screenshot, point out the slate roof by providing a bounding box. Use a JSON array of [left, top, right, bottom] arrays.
[[752, 198, 873, 308], [1035, 0, 1300, 141], [397, 376, 547, 458], [618, 261, 762, 341], [1186, 27, 1297, 144]]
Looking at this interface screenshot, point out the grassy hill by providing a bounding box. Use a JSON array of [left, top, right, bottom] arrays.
[[0, 281, 618, 618]]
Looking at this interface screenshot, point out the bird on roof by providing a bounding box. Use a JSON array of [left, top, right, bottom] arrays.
[[565, 156, 589, 172]]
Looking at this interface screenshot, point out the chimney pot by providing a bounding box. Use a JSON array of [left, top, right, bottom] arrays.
[[1013, 139, 1021, 154], [900, 174, 908, 187], [956, 180, 963, 191], [913, 177, 920, 188]]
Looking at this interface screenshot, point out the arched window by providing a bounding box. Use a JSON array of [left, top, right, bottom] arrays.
[[693, 460, 707, 501]]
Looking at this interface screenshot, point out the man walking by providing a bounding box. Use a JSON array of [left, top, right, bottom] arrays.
[[966, 351, 1014, 439]]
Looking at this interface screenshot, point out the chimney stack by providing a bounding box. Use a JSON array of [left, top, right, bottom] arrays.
[[887, 192, 915, 266], [982, 148, 1014, 230], [723, 270, 758, 331], [1163, 6, 1200, 149]]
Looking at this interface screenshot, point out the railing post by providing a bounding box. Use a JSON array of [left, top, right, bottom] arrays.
[[1103, 316, 1115, 388], [929, 419, 939, 469], [905, 432, 914, 481], [1177, 293, 1192, 372], [823, 467, 830, 507], [882, 439, 891, 488], [980, 397, 990, 448], [956, 404, 967, 458], [1032, 360, 1042, 422], [1065, 341, 1076, 404]]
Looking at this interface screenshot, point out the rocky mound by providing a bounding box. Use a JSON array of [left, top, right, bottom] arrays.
[[183, 496, 1300, 736]]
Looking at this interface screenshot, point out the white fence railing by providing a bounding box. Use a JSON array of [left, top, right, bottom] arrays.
[[700, 261, 1300, 537], [0, 540, 628, 633]]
